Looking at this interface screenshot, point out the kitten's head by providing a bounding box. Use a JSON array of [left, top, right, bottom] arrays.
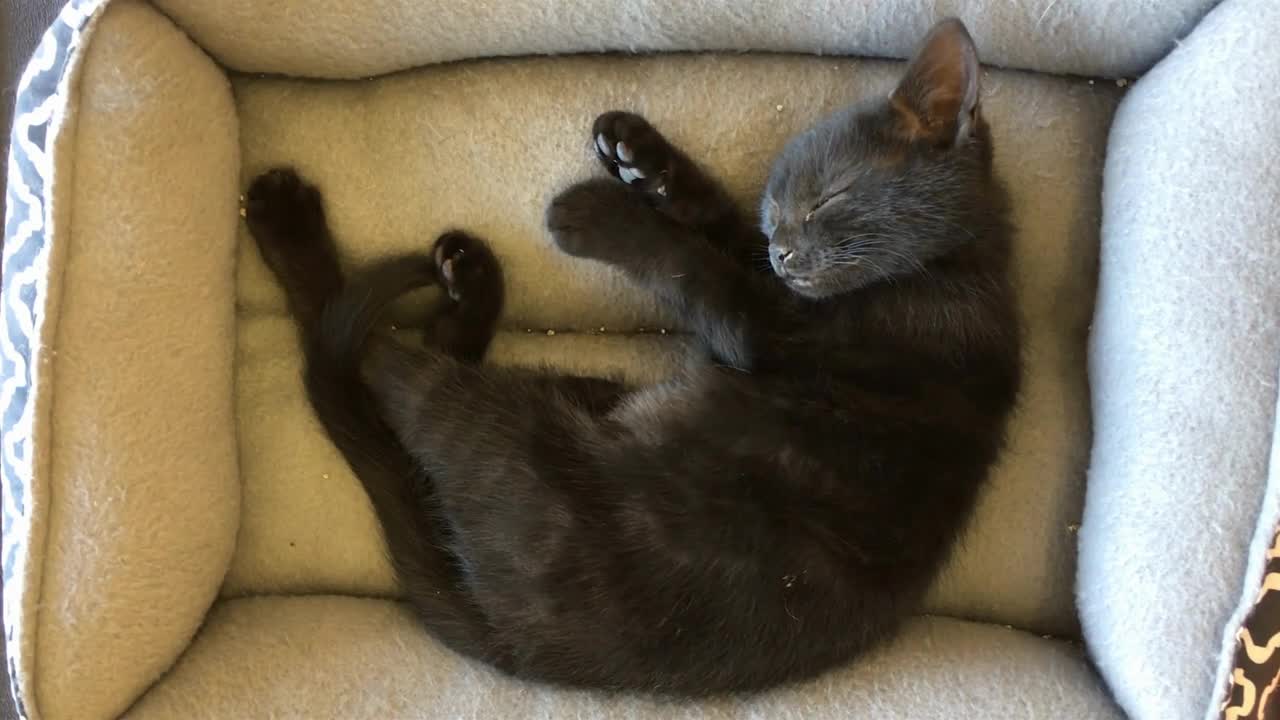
[[762, 19, 996, 299]]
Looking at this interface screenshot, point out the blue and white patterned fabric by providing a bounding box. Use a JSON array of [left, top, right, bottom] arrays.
[[3, 1, 107, 716]]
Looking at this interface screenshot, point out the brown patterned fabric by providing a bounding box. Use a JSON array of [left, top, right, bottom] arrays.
[[1221, 530, 1280, 720]]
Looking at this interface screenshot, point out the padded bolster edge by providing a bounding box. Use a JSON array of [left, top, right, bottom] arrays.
[[125, 597, 1124, 719], [149, 0, 1219, 81], [4, 2, 111, 717], [1079, 1, 1280, 719], [3, 1, 242, 719]]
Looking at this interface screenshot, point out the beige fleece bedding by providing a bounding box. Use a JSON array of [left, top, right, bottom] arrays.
[[12, 4, 242, 719], [1080, 1, 1280, 717], [227, 53, 1121, 638], [20, 0, 1242, 717], [151, 0, 1218, 80], [124, 596, 1124, 719]]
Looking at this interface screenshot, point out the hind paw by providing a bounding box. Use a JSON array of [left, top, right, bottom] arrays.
[[432, 231, 502, 303], [245, 167, 326, 244]]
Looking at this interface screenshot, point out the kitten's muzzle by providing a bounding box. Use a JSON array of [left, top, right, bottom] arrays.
[[771, 246, 801, 276], [770, 245, 815, 281]]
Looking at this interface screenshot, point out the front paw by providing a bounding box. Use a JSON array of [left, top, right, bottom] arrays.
[[244, 167, 327, 248], [592, 111, 675, 197], [546, 178, 639, 258]]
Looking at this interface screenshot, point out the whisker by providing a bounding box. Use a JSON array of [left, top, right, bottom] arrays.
[[835, 234, 894, 249], [856, 255, 896, 286]]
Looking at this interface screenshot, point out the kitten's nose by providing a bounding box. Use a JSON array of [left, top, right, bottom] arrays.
[[776, 249, 794, 267]]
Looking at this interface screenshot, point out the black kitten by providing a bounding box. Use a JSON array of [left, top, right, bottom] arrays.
[[245, 18, 1020, 696]]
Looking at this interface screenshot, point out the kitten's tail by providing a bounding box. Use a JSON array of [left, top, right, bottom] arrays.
[[303, 254, 499, 662], [312, 253, 435, 372]]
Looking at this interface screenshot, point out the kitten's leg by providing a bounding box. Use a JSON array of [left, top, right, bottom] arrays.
[[247, 168, 501, 662], [547, 179, 769, 369], [592, 111, 766, 271], [423, 231, 505, 364], [419, 232, 625, 408], [244, 168, 345, 332]]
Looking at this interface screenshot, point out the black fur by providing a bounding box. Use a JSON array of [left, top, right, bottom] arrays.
[[246, 19, 1021, 697]]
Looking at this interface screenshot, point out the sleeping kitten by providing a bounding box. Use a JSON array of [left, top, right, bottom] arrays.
[[245, 18, 1020, 696]]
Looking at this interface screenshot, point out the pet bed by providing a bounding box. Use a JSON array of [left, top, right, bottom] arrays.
[[3, 1, 1279, 718]]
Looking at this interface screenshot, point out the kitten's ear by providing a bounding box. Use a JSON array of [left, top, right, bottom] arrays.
[[890, 18, 981, 147]]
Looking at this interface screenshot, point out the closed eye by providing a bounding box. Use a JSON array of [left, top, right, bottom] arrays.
[[804, 186, 852, 224]]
